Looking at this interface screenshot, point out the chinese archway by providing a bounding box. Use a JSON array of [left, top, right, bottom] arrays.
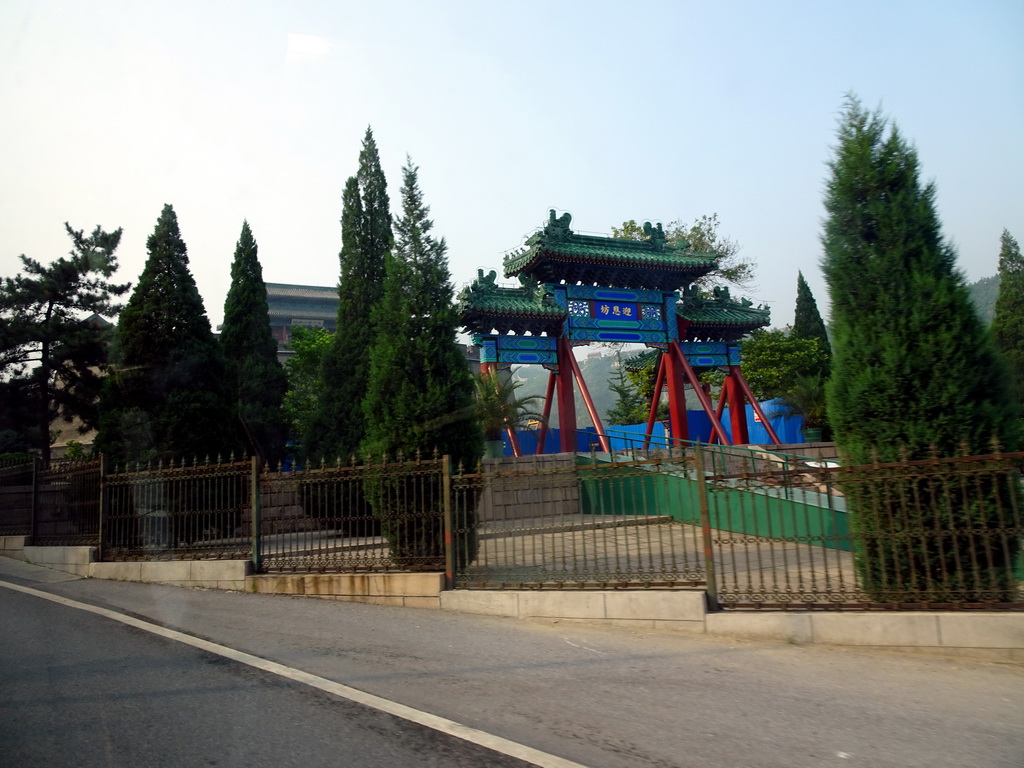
[[457, 211, 780, 454]]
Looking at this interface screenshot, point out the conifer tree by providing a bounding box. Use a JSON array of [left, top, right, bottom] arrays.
[[822, 98, 1017, 460], [0, 223, 129, 462], [363, 157, 481, 465], [821, 97, 1019, 601], [991, 229, 1024, 406], [792, 271, 831, 363], [362, 158, 482, 564], [606, 352, 648, 426], [305, 128, 392, 461], [97, 204, 240, 463], [220, 221, 287, 464]]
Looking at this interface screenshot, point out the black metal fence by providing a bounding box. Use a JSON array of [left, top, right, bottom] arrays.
[[0, 460, 34, 536], [102, 457, 253, 560], [35, 459, 102, 545], [1, 445, 1021, 611], [0, 458, 102, 544], [452, 452, 709, 588], [706, 449, 1024, 609], [257, 455, 448, 573]]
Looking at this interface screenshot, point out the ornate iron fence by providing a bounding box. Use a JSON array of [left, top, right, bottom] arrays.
[[0, 460, 35, 536], [706, 450, 1024, 609], [33, 459, 102, 545], [257, 455, 448, 573], [453, 451, 709, 588], [1, 444, 1021, 611], [101, 457, 252, 560]]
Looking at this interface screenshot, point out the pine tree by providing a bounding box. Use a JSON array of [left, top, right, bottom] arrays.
[[362, 158, 482, 565], [0, 223, 129, 463], [305, 128, 392, 461], [822, 98, 1017, 460], [220, 221, 287, 464], [821, 97, 1019, 600], [792, 271, 831, 362], [97, 204, 241, 464], [606, 352, 648, 426], [991, 229, 1024, 406]]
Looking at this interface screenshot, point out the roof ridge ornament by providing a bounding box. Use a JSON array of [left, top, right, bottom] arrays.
[[642, 221, 666, 251], [544, 209, 573, 241]]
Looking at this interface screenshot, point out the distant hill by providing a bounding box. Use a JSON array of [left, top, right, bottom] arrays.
[[967, 274, 999, 324]]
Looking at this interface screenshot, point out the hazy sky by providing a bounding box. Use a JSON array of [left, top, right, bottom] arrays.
[[2, 0, 1021, 331]]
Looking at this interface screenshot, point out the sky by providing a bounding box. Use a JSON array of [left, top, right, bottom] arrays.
[[2, 0, 1022, 332]]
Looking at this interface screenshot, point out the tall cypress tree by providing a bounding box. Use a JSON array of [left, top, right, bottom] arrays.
[[304, 128, 392, 461], [97, 204, 240, 464], [822, 98, 1017, 460], [792, 271, 831, 364], [220, 220, 287, 464], [991, 229, 1024, 406], [362, 158, 482, 564], [363, 157, 482, 467], [821, 97, 1019, 601]]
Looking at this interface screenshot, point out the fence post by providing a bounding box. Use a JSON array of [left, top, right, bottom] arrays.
[[694, 446, 720, 612], [96, 454, 108, 561], [251, 456, 262, 573], [442, 455, 454, 591], [29, 457, 38, 545]]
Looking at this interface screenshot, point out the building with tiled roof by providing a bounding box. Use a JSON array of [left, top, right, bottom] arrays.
[[265, 283, 339, 359]]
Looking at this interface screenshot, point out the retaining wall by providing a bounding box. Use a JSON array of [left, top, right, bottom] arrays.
[[442, 589, 1024, 662]]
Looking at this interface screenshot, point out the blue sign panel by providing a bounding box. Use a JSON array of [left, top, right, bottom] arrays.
[[593, 301, 638, 321]]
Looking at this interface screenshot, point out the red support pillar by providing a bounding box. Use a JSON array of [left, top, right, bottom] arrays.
[[664, 344, 689, 445], [669, 341, 731, 446], [535, 370, 557, 455], [724, 370, 750, 445], [505, 426, 523, 457], [731, 366, 782, 445], [566, 349, 611, 453], [556, 337, 577, 453], [643, 353, 667, 450], [708, 378, 729, 445]]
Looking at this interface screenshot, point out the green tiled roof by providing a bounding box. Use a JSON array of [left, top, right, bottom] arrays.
[[679, 304, 770, 326], [503, 211, 717, 290], [678, 287, 770, 328], [457, 269, 565, 335]]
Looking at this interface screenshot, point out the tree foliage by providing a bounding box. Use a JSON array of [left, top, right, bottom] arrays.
[[282, 325, 332, 446], [821, 97, 1019, 601], [792, 271, 831, 363], [768, 374, 829, 433], [361, 157, 482, 565], [822, 98, 1017, 460], [612, 213, 754, 289], [736, 329, 829, 400], [220, 221, 287, 464], [305, 127, 392, 461], [362, 157, 482, 467], [96, 204, 240, 463], [606, 353, 649, 426], [0, 223, 129, 462], [473, 372, 544, 441], [991, 229, 1024, 406]]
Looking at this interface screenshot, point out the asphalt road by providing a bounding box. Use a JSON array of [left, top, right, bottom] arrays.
[[1, 557, 1022, 768], [0, 586, 534, 768]]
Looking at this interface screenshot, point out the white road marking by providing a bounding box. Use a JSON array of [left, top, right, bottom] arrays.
[[561, 638, 606, 654], [0, 579, 589, 768]]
